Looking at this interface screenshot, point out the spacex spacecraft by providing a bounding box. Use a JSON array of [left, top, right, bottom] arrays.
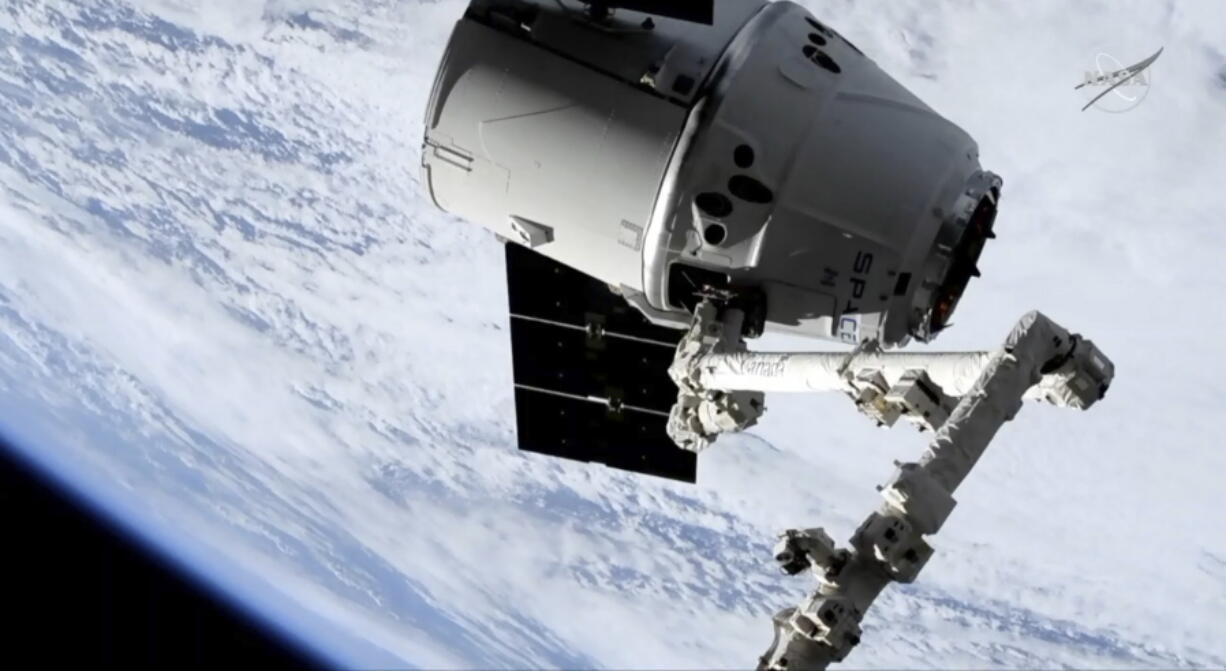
[[421, 1, 1116, 668]]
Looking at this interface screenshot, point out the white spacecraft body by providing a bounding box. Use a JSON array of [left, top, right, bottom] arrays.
[[423, 0, 1000, 347], [420, 2, 1113, 669]]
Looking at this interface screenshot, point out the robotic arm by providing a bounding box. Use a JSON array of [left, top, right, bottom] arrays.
[[665, 300, 1114, 669]]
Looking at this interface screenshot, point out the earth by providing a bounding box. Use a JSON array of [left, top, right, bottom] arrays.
[[1, 1, 1224, 668]]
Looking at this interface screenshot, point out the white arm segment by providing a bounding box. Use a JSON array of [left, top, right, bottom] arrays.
[[691, 350, 993, 396], [667, 303, 1111, 451], [662, 301, 1115, 669]]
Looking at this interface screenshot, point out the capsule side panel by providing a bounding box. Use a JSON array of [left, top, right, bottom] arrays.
[[423, 19, 686, 290], [652, 1, 991, 345]]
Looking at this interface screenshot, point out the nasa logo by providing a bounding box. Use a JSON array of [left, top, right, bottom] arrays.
[[743, 358, 787, 377], [1075, 47, 1163, 113]]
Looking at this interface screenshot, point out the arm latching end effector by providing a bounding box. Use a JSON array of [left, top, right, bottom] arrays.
[[774, 528, 849, 581], [1034, 335, 1114, 410]]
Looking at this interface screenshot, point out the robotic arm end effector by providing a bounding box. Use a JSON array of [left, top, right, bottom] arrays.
[[1037, 335, 1113, 410]]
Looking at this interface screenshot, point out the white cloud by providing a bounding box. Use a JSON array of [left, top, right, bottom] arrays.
[[1, 0, 1223, 668]]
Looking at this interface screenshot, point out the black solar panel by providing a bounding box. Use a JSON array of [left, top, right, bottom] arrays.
[[508, 317, 679, 410], [505, 241, 682, 344], [512, 388, 697, 482], [504, 243, 696, 483]]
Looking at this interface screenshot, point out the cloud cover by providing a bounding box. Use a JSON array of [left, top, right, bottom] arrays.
[[0, 0, 1223, 667]]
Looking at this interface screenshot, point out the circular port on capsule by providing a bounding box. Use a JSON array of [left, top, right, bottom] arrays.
[[695, 191, 733, 218], [734, 144, 756, 168]]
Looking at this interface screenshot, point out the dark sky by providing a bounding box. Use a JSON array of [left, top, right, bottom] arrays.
[[0, 431, 327, 668]]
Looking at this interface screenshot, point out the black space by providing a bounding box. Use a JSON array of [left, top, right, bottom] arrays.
[[0, 433, 327, 668]]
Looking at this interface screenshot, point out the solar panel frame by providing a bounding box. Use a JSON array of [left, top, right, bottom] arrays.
[[504, 243, 697, 482]]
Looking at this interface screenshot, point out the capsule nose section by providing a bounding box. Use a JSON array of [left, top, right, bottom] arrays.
[[926, 189, 999, 337]]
